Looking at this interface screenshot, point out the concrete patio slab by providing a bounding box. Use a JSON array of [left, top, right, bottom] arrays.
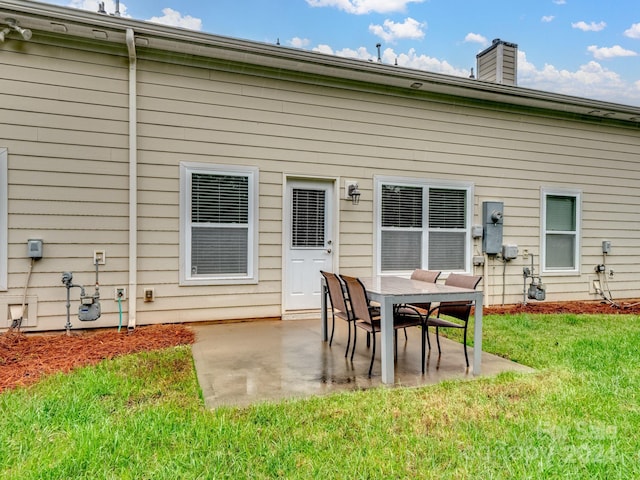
[[191, 318, 534, 409]]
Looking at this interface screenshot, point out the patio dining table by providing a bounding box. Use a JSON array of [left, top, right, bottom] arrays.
[[321, 275, 484, 384]]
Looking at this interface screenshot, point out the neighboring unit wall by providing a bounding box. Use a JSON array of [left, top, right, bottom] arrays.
[[1, 26, 640, 331]]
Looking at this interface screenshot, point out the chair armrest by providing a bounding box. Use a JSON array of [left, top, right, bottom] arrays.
[[394, 304, 427, 319]]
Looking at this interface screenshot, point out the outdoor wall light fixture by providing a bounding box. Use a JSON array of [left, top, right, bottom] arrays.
[[2, 18, 32, 41], [345, 180, 361, 205]]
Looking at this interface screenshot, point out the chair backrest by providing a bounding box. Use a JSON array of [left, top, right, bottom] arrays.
[[408, 270, 441, 310], [320, 271, 350, 316], [339, 275, 373, 322], [410, 269, 441, 283], [439, 274, 483, 321]]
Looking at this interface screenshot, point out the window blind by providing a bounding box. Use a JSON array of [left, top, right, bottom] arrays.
[[546, 195, 576, 231], [291, 188, 325, 248], [382, 185, 422, 227], [190, 173, 249, 276], [428, 232, 465, 270], [545, 234, 575, 269], [191, 174, 248, 224], [381, 185, 423, 271], [381, 230, 422, 270], [429, 188, 466, 228]]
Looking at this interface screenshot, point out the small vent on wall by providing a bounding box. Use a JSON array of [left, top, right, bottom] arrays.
[[5, 296, 38, 328]]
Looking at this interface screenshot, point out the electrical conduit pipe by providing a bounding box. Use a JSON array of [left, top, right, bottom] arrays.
[[126, 28, 138, 330]]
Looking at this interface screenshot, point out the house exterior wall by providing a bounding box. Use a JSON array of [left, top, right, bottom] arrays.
[[1, 20, 640, 332]]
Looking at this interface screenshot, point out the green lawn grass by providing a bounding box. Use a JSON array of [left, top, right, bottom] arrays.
[[2, 313, 640, 479]]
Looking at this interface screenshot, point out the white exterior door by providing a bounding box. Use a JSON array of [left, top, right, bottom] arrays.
[[285, 179, 334, 310]]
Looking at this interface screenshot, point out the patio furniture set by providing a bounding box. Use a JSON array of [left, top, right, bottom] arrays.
[[320, 270, 484, 384]]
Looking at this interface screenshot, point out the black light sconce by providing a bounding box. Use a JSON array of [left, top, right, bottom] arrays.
[[345, 181, 361, 205]]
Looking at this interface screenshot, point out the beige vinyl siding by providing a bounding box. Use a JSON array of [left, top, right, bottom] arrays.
[[1, 27, 640, 330], [477, 60, 497, 84], [0, 39, 130, 330], [501, 46, 517, 85]]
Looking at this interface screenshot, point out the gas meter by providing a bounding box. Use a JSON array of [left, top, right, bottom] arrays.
[[61, 259, 102, 333]]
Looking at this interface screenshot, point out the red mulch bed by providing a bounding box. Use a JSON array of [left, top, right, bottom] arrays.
[[483, 299, 640, 316], [0, 324, 195, 393]]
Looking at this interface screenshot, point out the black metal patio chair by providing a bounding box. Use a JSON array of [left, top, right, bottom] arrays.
[[340, 274, 425, 377]]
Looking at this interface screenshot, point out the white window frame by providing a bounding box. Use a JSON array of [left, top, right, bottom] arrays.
[[374, 176, 473, 276], [0, 149, 6, 290], [179, 162, 259, 285], [541, 187, 581, 275]]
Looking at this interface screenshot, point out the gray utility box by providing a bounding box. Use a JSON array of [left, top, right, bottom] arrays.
[[482, 201, 504, 255]]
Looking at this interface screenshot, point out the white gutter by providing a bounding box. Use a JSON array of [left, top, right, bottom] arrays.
[[126, 27, 137, 330]]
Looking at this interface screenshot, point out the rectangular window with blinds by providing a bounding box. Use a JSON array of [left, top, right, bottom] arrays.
[[291, 188, 325, 248], [180, 163, 258, 284], [542, 189, 581, 273], [377, 179, 471, 274]]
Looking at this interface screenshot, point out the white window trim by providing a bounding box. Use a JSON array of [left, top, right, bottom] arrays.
[[0, 149, 6, 290], [373, 175, 474, 276], [179, 162, 259, 285], [541, 187, 581, 275]]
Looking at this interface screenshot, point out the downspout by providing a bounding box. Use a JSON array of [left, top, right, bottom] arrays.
[[483, 253, 490, 307], [126, 28, 138, 330]]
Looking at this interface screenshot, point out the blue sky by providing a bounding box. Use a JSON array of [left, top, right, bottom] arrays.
[[40, 0, 640, 106]]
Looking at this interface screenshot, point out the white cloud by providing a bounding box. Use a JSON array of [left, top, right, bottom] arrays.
[[369, 17, 425, 43], [464, 33, 488, 45], [587, 45, 637, 60], [306, 0, 424, 15], [624, 23, 640, 39], [553, 0, 566, 4], [518, 50, 640, 105], [313, 44, 336, 55], [571, 21, 606, 32], [541, 15, 555, 23], [68, 0, 128, 16], [394, 48, 469, 76], [289, 37, 311, 48], [65, 2, 202, 31], [312, 44, 468, 76], [313, 44, 373, 61], [147, 8, 202, 30]]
